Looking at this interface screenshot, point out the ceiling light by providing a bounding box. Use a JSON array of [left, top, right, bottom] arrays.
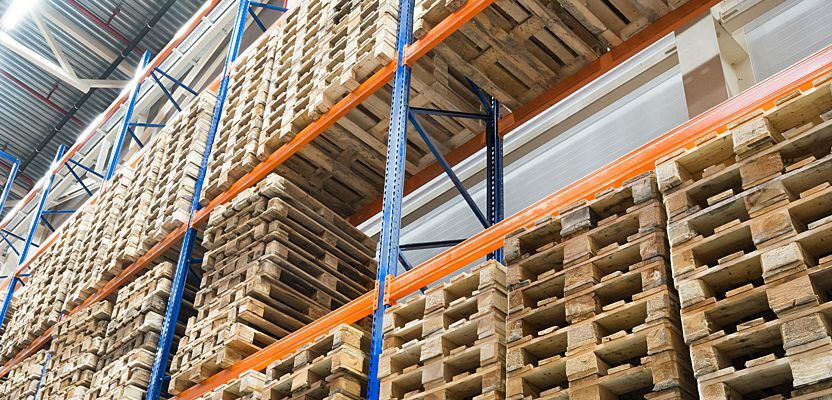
[[1, 0, 40, 31]]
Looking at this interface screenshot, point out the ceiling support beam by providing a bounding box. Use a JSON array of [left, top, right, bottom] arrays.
[[31, 14, 77, 79], [38, 5, 134, 76], [0, 32, 89, 92]]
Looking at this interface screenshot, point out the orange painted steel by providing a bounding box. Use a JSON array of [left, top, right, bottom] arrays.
[[0, 1, 222, 291], [348, 0, 721, 225], [173, 43, 832, 399], [0, 0, 493, 381]]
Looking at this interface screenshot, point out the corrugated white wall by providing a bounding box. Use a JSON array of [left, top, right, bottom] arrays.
[[745, 0, 832, 81]]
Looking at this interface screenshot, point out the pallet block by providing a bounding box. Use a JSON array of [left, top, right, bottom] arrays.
[[0, 349, 48, 399]]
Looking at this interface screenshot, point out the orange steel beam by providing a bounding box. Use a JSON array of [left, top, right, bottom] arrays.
[[173, 43, 832, 399], [348, 0, 721, 225], [0, 0, 492, 381]]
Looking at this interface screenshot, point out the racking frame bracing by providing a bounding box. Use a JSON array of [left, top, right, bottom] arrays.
[[4, 0, 832, 399]]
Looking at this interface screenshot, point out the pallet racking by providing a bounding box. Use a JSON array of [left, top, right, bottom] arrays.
[[1, 1, 832, 400]]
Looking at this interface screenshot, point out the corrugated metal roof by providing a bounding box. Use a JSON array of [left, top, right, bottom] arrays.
[[0, 0, 202, 194]]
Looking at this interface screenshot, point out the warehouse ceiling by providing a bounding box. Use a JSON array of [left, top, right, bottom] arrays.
[[0, 0, 203, 197]]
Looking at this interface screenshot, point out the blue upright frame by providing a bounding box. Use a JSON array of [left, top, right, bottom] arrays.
[[0, 145, 66, 330], [0, 150, 20, 219], [106, 51, 152, 181], [144, 1, 285, 398], [366, 0, 504, 397]]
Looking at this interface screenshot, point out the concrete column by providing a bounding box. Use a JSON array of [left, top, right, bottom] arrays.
[[675, 11, 755, 118]]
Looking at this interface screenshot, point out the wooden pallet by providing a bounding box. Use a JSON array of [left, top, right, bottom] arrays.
[[142, 93, 214, 247], [38, 300, 113, 400], [264, 324, 368, 399], [195, 370, 266, 400], [0, 225, 76, 360], [658, 81, 832, 399], [170, 173, 376, 395], [379, 261, 507, 399], [506, 172, 661, 277], [0, 349, 48, 400]]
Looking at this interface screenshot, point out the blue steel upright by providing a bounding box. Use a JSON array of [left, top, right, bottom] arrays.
[[106, 50, 152, 181], [0, 145, 66, 330], [367, 0, 415, 397], [0, 150, 20, 218], [144, 1, 254, 398], [485, 96, 503, 263]]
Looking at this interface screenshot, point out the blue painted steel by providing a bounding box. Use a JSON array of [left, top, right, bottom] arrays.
[[145, 2, 254, 398], [398, 239, 465, 251], [40, 216, 55, 232], [128, 128, 145, 148], [67, 158, 104, 179], [0, 145, 65, 330], [249, 1, 288, 12], [33, 351, 51, 398], [396, 252, 427, 294], [41, 210, 77, 214], [248, 6, 268, 32], [0, 150, 20, 218], [409, 106, 489, 120], [65, 162, 94, 196], [2, 234, 19, 256], [466, 79, 504, 262], [154, 67, 199, 96], [150, 71, 182, 112], [0, 229, 38, 246], [128, 122, 167, 128], [484, 95, 503, 262], [106, 51, 151, 182], [409, 111, 489, 228], [367, 0, 415, 397]]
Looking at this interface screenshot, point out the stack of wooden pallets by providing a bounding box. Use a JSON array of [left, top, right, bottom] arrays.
[[0, 349, 48, 399], [196, 370, 267, 400], [415, 0, 691, 108], [143, 93, 214, 245], [656, 78, 832, 399], [38, 300, 113, 400], [264, 323, 368, 399], [504, 172, 697, 399], [84, 262, 189, 400], [68, 169, 134, 308], [169, 173, 376, 394], [379, 261, 506, 399], [203, 33, 276, 203], [0, 224, 77, 362]]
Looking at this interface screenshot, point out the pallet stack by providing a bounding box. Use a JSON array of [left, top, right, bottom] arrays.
[[264, 323, 368, 399], [379, 260, 506, 399], [0, 349, 48, 399], [38, 299, 113, 400], [84, 262, 189, 400], [203, 31, 276, 203], [504, 172, 696, 399], [0, 224, 76, 361], [143, 93, 215, 245], [169, 173, 377, 394], [196, 370, 267, 400], [656, 79, 832, 398]]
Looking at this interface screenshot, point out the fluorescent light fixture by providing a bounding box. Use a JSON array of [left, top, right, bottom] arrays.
[[1, 0, 40, 31]]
